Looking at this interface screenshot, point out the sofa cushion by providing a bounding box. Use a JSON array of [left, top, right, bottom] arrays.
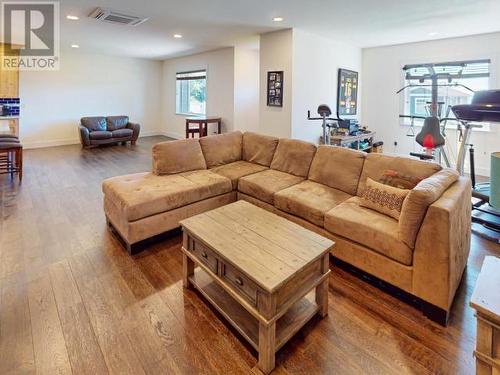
[[210, 160, 268, 189], [357, 153, 442, 196], [152, 139, 207, 175], [102, 170, 232, 222], [242, 132, 279, 167], [111, 128, 133, 138], [360, 178, 410, 220], [106, 116, 129, 131], [199, 131, 243, 168], [325, 197, 413, 266], [274, 180, 352, 227], [81, 117, 106, 131], [308, 146, 366, 195], [238, 169, 304, 204], [270, 139, 317, 177], [89, 130, 112, 140], [399, 168, 459, 248]]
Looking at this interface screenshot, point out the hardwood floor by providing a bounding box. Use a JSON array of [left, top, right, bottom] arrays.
[[0, 136, 498, 375]]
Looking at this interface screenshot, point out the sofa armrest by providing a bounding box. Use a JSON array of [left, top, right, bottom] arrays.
[[127, 122, 141, 141], [79, 125, 90, 147], [412, 177, 471, 312]]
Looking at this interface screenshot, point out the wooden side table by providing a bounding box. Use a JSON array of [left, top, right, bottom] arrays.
[[185, 116, 222, 138], [470, 256, 500, 375]]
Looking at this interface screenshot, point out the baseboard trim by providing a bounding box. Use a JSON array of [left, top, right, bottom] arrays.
[[163, 131, 183, 140], [23, 138, 80, 149], [21, 131, 168, 149]]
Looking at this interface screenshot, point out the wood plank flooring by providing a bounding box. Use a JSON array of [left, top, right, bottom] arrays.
[[0, 136, 499, 374]]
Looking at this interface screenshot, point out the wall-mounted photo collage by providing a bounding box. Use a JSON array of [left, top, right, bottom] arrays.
[[267, 71, 284, 107]]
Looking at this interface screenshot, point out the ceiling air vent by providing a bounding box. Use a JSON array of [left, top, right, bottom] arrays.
[[88, 8, 149, 26]]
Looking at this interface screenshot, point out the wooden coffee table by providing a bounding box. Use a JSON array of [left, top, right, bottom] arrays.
[[180, 201, 334, 374]]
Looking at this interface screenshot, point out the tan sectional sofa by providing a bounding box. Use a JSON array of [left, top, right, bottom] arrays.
[[102, 131, 471, 325]]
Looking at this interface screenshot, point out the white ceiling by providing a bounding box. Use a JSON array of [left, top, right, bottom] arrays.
[[60, 0, 500, 60]]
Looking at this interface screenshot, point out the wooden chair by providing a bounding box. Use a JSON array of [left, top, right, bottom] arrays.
[[186, 122, 206, 138], [185, 117, 222, 138]]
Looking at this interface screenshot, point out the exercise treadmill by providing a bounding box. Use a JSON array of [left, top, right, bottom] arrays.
[[452, 90, 500, 243]]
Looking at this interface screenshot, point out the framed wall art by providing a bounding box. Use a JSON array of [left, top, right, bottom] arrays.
[[267, 71, 284, 107], [337, 69, 358, 116]]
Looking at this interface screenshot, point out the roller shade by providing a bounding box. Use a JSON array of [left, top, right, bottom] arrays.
[[176, 70, 207, 80]]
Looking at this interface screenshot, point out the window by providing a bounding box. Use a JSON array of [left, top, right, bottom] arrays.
[[401, 60, 491, 128], [176, 70, 207, 115]]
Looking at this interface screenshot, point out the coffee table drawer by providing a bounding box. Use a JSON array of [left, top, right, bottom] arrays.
[[221, 262, 259, 305], [188, 239, 219, 274]]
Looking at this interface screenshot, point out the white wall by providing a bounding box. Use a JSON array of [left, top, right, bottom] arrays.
[[161, 48, 235, 139], [234, 45, 260, 133], [362, 32, 500, 176], [19, 49, 163, 148], [258, 29, 362, 143], [259, 29, 294, 138], [292, 29, 362, 144]]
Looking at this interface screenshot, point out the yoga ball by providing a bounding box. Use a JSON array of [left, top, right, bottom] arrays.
[[491, 152, 500, 210]]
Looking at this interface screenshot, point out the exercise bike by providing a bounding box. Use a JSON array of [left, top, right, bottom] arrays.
[[306, 104, 342, 145]]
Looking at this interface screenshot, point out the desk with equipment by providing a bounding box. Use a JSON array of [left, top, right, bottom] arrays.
[[306, 105, 377, 152], [306, 68, 379, 152]]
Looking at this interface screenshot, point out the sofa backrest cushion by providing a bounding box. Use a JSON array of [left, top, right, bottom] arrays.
[[308, 146, 366, 195], [81, 116, 106, 131], [242, 132, 279, 167], [357, 153, 442, 196], [152, 139, 207, 175], [270, 139, 317, 177], [106, 116, 129, 131], [398, 168, 459, 248], [199, 131, 243, 168]]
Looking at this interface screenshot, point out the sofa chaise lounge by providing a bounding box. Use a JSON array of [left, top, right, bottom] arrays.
[[102, 131, 471, 324]]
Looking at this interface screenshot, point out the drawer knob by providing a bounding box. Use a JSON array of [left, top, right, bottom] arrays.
[[235, 277, 243, 286], [201, 251, 208, 258]]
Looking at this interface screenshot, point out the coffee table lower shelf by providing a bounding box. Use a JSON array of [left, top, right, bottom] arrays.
[[188, 268, 320, 353]]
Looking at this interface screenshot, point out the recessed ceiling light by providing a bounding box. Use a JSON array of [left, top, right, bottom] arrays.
[[173, 34, 183, 38], [71, 44, 80, 48], [273, 17, 284, 22], [66, 15, 79, 20], [428, 32, 439, 36]]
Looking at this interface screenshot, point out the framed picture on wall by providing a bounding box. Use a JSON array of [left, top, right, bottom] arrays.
[[337, 69, 358, 116], [267, 71, 284, 107]]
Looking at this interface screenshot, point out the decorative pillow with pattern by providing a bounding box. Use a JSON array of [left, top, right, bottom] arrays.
[[360, 178, 410, 220], [379, 169, 422, 189]]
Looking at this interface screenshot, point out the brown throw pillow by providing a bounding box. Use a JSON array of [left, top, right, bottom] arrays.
[[379, 169, 422, 189], [360, 178, 410, 220]]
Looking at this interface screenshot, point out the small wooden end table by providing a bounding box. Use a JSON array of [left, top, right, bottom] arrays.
[[180, 201, 334, 374], [185, 116, 222, 138], [470, 256, 500, 375]]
